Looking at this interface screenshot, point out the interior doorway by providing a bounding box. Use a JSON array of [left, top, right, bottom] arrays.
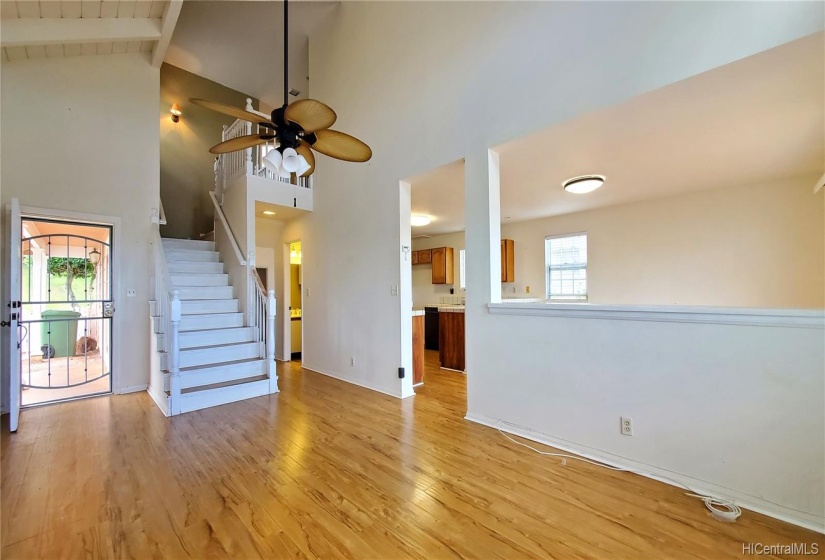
[[288, 240, 302, 360], [18, 217, 114, 406]]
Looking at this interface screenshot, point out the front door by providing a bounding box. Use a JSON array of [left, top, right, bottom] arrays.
[[15, 216, 114, 411]]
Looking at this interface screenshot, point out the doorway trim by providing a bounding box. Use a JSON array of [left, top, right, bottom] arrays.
[[18, 204, 123, 395], [282, 238, 302, 363]]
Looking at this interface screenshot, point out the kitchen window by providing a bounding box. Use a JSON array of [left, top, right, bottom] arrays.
[[545, 233, 587, 301]]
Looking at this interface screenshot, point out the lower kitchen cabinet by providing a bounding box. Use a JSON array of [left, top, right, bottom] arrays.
[[438, 311, 465, 371]]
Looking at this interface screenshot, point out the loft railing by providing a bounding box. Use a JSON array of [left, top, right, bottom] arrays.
[[215, 98, 312, 201]]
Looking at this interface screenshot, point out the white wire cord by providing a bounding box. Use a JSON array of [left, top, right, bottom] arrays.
[[495, 420, 741, 522]]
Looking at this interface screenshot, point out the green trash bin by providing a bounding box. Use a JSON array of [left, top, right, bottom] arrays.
[[40, 310, 82, 358]]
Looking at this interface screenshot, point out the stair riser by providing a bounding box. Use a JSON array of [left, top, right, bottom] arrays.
[[168, 261, 224, 274], [170, 274, 229, 287], [178, 379, 272, 414], [179, 313, 244, 331], [180, 299, 239, 315], [163, 343, 261, 369], [176, 287, 234, 300], [166, 250, 220, 263], [179, 327, 256, 349], [178, 360, 267, 389], [162, 239, 215, 252]]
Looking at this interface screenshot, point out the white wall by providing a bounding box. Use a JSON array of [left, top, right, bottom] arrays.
[[411, 231, 465, 308], [1, 53, 160, 406], [302, 1, 824, 528], [255, 217, 288, 360], [500, 175, 824, 308]]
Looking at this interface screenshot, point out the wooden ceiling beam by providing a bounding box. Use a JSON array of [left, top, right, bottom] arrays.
[[0, 17, 161, 47]]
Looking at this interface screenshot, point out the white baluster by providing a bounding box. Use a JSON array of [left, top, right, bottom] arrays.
[[169, 288, 182, 415], [267, 289, 278, 393], [244, 98, 254, 175]]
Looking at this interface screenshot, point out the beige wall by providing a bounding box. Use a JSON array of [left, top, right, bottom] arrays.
[[411, 231, 465, 308], [160, 63, 258, 239], [499, 175, 824, 308], [1, 53, 160, 406]]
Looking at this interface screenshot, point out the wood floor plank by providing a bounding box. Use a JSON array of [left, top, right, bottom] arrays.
[[2, 352, 823, 559]]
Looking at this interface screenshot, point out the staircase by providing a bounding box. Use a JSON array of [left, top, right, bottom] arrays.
[[148, 237, 276, 416]]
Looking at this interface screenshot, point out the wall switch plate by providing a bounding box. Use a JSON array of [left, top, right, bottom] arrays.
[[306, 288, 311, 297], [391, 285, 399, 296], [621, 417, 633, 436], [126, 289, 136, 297]]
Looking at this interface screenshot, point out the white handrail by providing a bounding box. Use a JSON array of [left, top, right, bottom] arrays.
[[158, 199, 167, 225], [208, 190, 247, 266]]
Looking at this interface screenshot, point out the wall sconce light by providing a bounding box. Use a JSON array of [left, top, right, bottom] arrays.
[[89, 248, 101, 266], [170, 103, 182, 123]]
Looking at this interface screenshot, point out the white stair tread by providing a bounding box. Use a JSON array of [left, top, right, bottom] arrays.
[[162, 239, 215, 251], [178, 357, 265, 373], [179, 313, 244, 331]]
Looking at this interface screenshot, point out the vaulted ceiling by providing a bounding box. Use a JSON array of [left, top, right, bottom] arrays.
[[165, 1, 338, 110], [0, 0, 182, 66]]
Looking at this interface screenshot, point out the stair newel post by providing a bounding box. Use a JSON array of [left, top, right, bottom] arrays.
[[170, 288, 182, 416], [267, 289, 278, 392]]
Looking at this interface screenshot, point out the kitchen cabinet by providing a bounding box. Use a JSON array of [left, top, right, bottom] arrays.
[[439, 310, 465, 371], [417, 249, 432, 264], [411, 251, 419, 265], [431, 247, 454, 284], [412, 314, 425, 385], [501, 239, 515, 282]]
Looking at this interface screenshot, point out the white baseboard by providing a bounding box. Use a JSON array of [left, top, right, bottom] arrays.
[[465, 412, 825, 535], [116, 384, 148, 394], [147, 384, 170, 417], [301, 362, 405, 399]]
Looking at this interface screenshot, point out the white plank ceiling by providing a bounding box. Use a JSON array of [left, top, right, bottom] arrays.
[[1, 0, 168, 61]]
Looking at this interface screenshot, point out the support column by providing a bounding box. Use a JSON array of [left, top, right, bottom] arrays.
[[464, 147, 501, 409]]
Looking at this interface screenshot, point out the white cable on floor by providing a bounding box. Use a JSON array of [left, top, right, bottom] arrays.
[[495, 420, 741, 523]]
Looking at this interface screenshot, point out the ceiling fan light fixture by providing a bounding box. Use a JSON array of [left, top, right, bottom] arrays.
[[296, 155, 312, 177], [282, 147, 301, 173], [263, 148, 283, 171], [411, 215, 432, 227], [563, 175, 605, 194]]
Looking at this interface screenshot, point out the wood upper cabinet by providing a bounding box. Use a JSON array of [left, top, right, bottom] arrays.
[[411, 250, 419, 265], [417, 249, 432, 264], [501, 239, 515, 283], [431, 247, 454, 284]]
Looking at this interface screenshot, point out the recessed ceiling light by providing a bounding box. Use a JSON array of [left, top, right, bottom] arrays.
[[262, 210, 277, 216], [563, 175, 605, 194], [411, 215, 432, 227]]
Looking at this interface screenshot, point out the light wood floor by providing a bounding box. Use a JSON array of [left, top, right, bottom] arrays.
[[2, 351, 822, 559]]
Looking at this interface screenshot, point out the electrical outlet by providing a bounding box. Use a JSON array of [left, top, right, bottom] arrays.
[[350, 357, 354, 366], [621, 417, 633, 436], [526, 285, 531, 294], [391, 285, 399, 296], [306, 288, 311, 297], [126, 289, 136, 297]]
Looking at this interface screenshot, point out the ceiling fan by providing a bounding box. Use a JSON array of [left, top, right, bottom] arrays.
[[189, 0, 371, 178]]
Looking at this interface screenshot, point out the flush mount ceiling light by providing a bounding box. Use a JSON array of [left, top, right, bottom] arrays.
[[411, 215, 432, 227], [262, 210, 277, 216], [563, 175, 605, 194]]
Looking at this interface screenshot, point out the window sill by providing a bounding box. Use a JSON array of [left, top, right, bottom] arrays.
[[486, 302, 825, 329]]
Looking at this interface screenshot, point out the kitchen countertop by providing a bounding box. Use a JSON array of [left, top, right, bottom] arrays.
[[412, 309, 425, 317], [438, 305, 465, 313]]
